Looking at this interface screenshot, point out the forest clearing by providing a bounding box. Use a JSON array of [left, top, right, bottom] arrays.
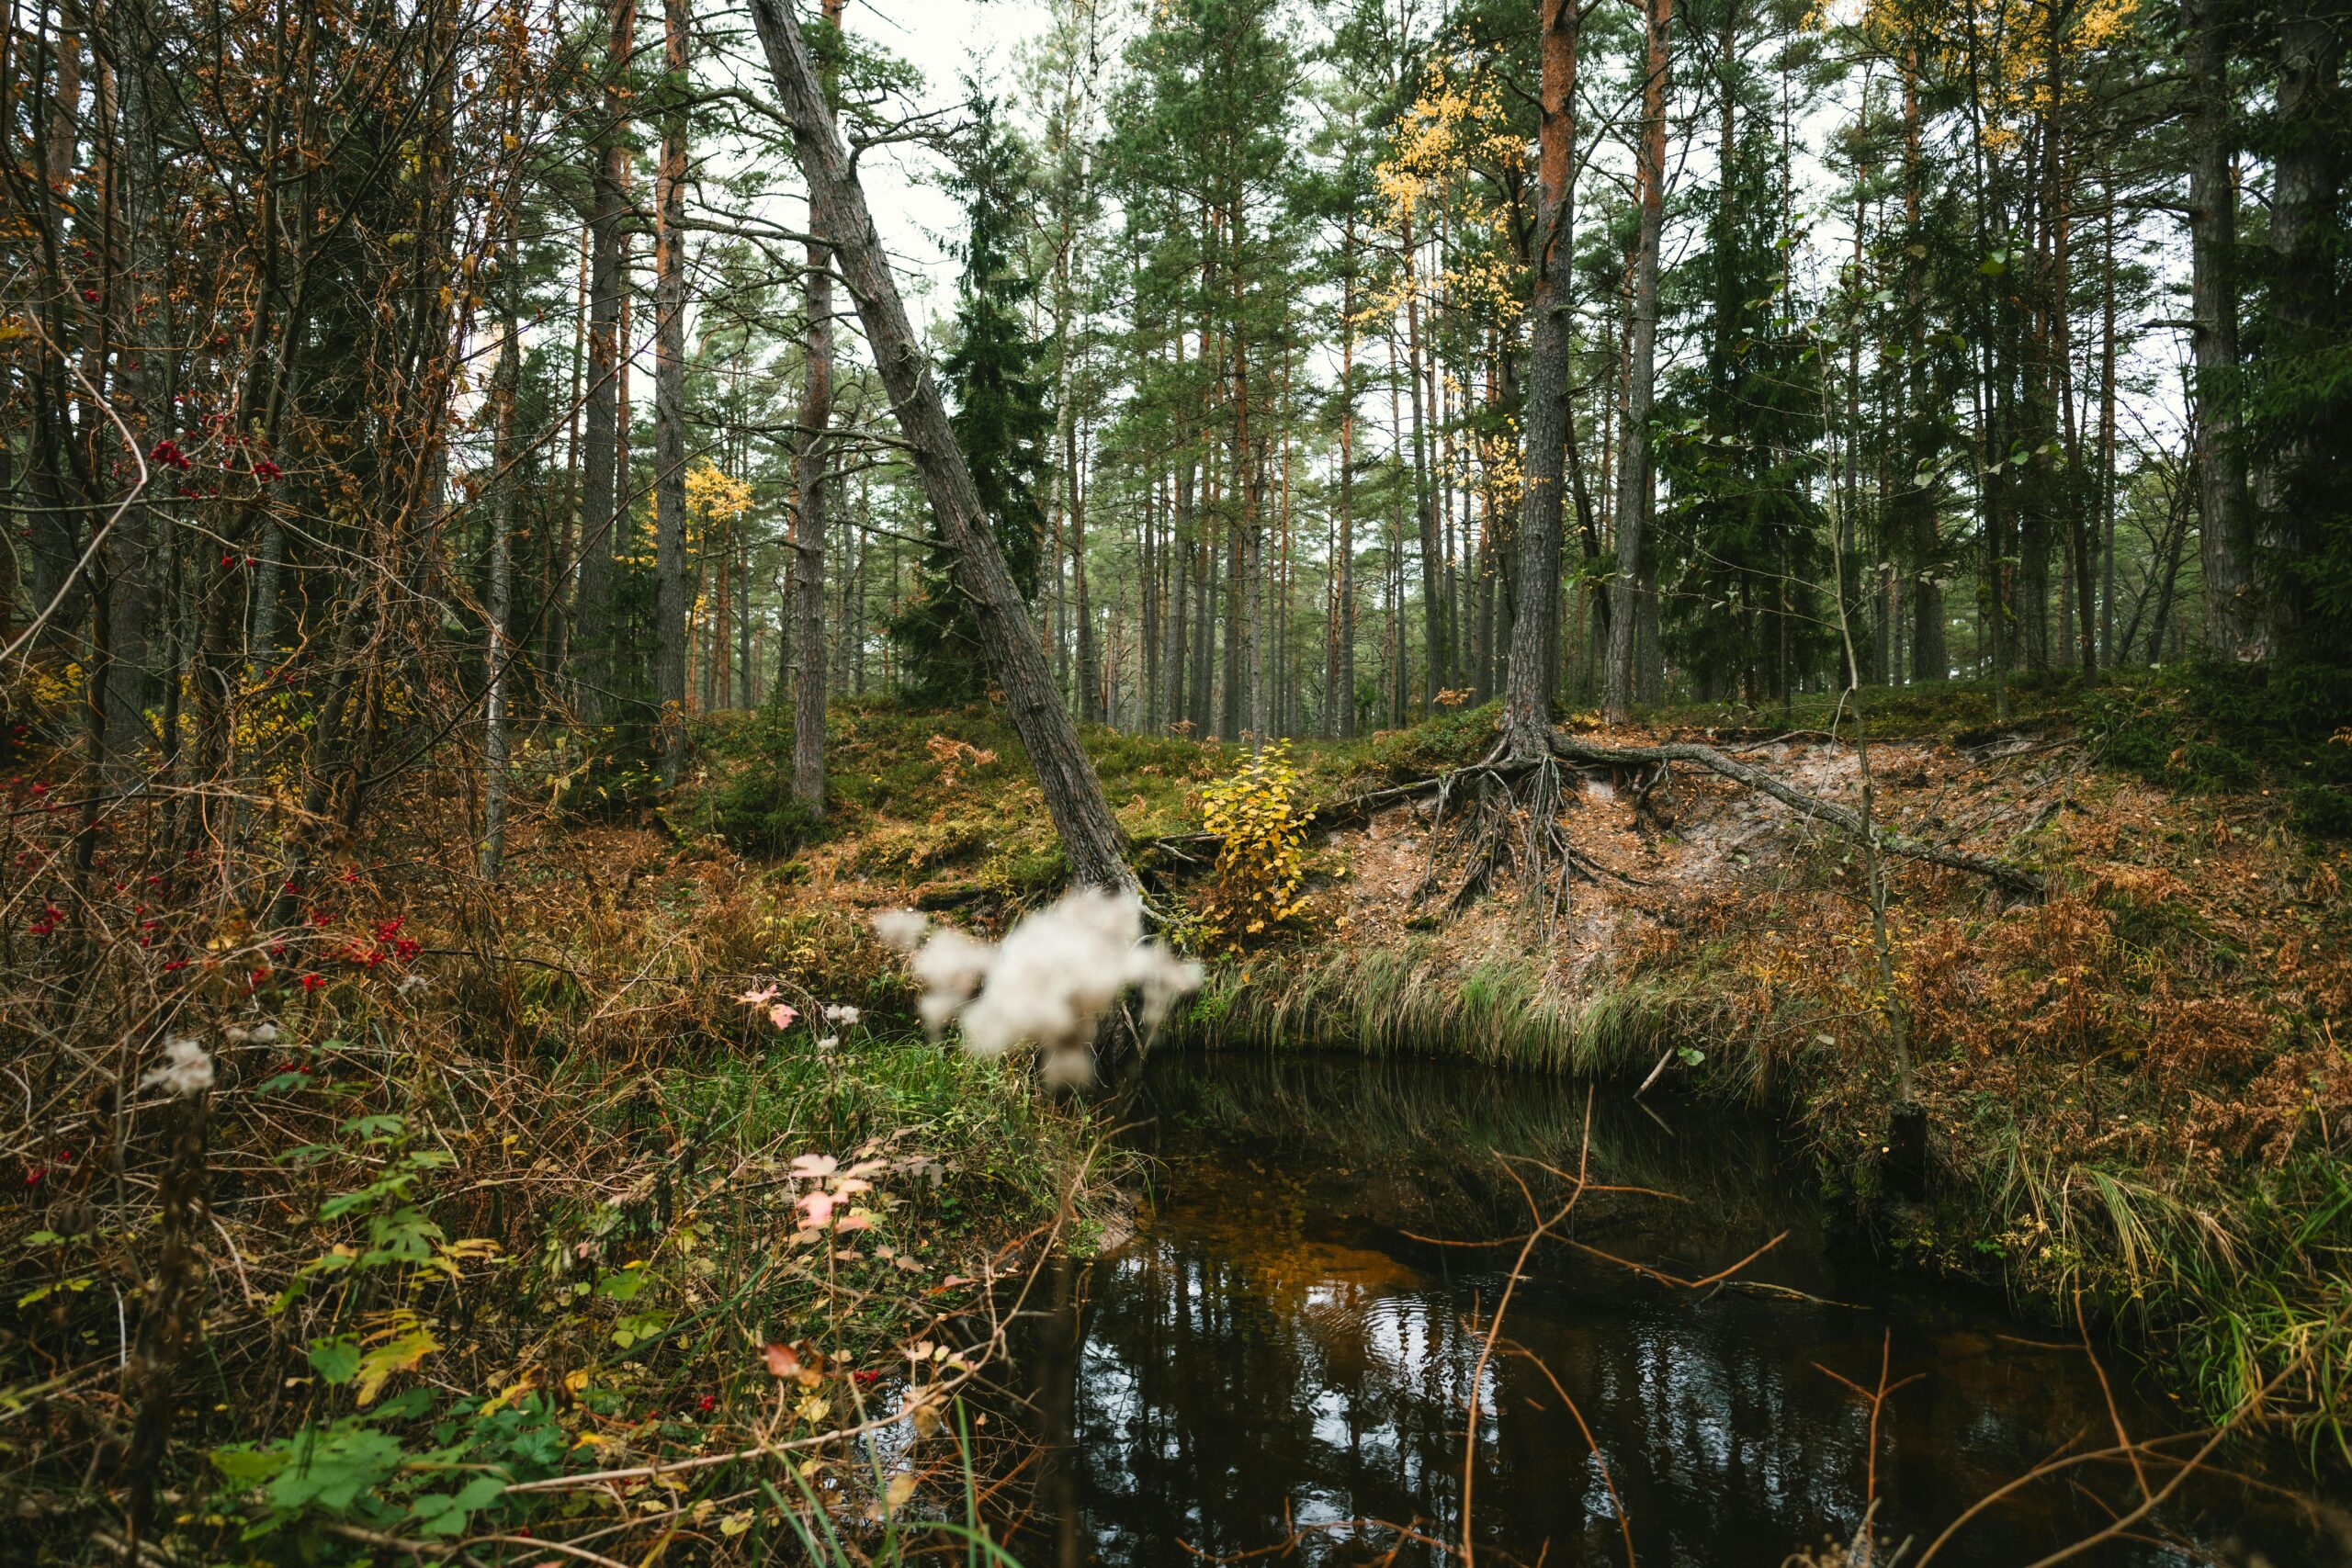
[[3, 0, 2349, 1562]]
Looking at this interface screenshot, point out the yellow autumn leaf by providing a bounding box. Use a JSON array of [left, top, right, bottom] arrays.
[[354, 1323, 440, 1405]]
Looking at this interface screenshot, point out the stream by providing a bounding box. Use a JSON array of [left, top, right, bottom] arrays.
[[994, 1052, 2342, 1567]]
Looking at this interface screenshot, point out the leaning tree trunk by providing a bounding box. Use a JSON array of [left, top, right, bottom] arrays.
[[1503, 0, 1578, 762], [652, 0, 691, 786], [1603, 0, 1668, 723], [748, 0, 1131, 891]]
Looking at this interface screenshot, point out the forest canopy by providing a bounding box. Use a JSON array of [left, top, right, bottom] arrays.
[[6, 0, 2342, 793]]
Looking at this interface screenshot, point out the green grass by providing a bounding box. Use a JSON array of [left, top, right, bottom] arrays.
[[1172, 936, 1712, 1082], [660, 1032, 1090, 1234]]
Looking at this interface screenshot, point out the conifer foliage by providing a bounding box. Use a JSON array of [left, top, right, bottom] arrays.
[[888, 96, 1052, 705]]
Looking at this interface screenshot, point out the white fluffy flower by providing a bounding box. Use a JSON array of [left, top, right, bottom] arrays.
[[815, 1034, 840, 1051], [911, 929, 994, 1037], [223, 1020, 280, 1046], [141, 1037, 215, 1098], [897, 889, 1204, 1087], [871, 910, 930, 953], [821, 1004, 861, 1026]]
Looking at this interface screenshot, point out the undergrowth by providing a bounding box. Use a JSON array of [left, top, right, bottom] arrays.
[[1, 715, 1092, 1564]]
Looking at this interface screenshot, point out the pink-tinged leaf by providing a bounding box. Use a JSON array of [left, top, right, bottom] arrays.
[[737, 985, 779, 1006], [763, 1341, 802, 1379], [797, 1190, 837, 1228], [768, 1003, 798, 1031], [834, 1213, 873, 1233], [790, 1154, 838, 1179]]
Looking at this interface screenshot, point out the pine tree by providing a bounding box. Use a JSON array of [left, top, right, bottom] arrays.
[[887, 94, 1050, 704]]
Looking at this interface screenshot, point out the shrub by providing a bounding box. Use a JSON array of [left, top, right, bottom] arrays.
[[710, 765, 823, 856], [1195, 742, 1313, 949], [553, 720, 668, 819], [694, 704, 829, 855]]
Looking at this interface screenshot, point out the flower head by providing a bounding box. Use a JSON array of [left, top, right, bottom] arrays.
[[871, 910, 930, 953], [140, 1037, 214, 1098], [891, 890, 1204, 1087]]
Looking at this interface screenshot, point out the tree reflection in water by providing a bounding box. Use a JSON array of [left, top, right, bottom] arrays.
[[994, 1054, 2339, 1567]]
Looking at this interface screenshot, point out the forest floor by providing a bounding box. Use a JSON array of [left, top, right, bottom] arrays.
[[6, 663, 2348, 1564]]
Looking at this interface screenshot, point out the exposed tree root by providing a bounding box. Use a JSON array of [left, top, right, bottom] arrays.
[[1409, 758, 1629, 939], [1142, 724, 2044, 907]]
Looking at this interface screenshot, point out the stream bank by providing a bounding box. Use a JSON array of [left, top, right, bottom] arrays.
[[1156, 709, 2352, 1454]]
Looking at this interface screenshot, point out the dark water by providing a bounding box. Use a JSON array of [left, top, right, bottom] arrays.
[[1000, 1053, 2346, 1567]]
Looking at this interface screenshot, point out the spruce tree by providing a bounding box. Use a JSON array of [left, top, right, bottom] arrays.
[[888, 94, 1049, 703]]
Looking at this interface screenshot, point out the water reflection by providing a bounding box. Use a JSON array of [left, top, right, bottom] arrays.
[[1004, 1054, 2342, 1567]]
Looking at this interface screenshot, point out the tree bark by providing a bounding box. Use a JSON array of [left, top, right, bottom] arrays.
[[1504, 0, 1577, 760], [1072, 404, 1102, 725], [749, 0, 1131, 890], [2254, 0, 2341, 652], [2185, 0, 2259, 660], [481, 183, 523, 880], [103, 1, 164, 761], [1337, 214, 1359, 739], [1603, 0, 1668, 722], [575, 0, 636, 719], [790, 0, 842, 813], [652, 0, 691, 786], [1402, 210, 1443, 710]]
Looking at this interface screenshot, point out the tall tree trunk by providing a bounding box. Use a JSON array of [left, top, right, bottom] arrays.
[[790, 0, 842, 812], [1402, 210, 1443, 709], [481, 180, 523, 880], [2255, 0, 2341, 652], [652, 0, 691, 786], [1338, 217, 1360, 739], [550, 222, 590, 676], [2049, 110, 2095, 687], [103, 2, 164, 761], [2185, 0, 2259, 659], [2098, 173, 2118, 671], [1503, 0, 1578, 759], [1072, 407, 1102, 725], [575, 0, 635, 719], [1603, 0, 1668, 723], [1900, 41, 1947, 682], [749, 0, 1130, 889], [1169, 347, 1193, 732]]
